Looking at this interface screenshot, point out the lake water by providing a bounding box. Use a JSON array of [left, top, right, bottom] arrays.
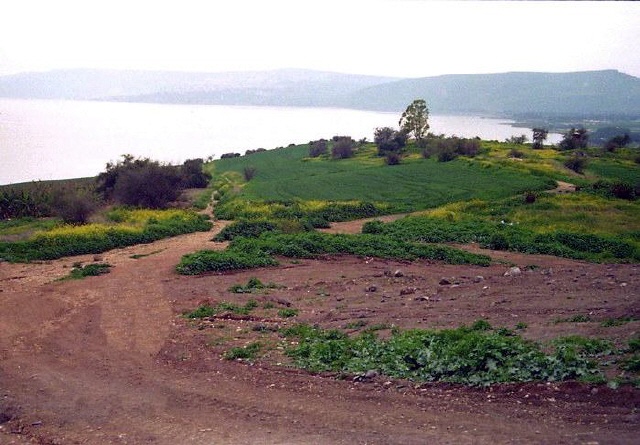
[[0, 99, 558, 185]]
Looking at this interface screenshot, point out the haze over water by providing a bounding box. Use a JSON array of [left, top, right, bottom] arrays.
[[1, 98, 559, 185]]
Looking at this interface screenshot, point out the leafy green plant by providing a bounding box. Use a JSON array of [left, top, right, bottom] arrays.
[[551, 336, 615, 357], [185, 300, 259, 319], [228, 277, 282, 293], [224, 342, 261, 361], [556, 314, 593, 323], [281, 323, 600, 386], [601, 316, 636, 327], [620, 355, 640, 372], [278, 308, 299, 318]]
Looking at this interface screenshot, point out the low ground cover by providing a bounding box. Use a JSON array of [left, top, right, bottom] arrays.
[[0, 208, 212, 262], [176, 231, 491, 275], [362, 193, 640, 262]]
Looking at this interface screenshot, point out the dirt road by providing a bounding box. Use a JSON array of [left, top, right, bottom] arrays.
[[1, 218, 638, 444]]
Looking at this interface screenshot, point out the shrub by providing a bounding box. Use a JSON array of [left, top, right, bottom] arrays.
[[385, 152, 402, 165], [506, 135, 528, 145], [243, 166, 257, 181], [180, 158, 211, 188], [564, 155, 588, 174], [523, 191, 537, 204], [111, 162, 182, 208], [374, 127, 407, 156], [331, 137, 356, 159], [587, 180, 636, 200], [309, 139, 328, 158], [51, 187, 98, 224], [509, 148, 525, 159]]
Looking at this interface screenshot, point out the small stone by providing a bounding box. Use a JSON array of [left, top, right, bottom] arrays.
[[504, 267, 522, 277], [393, 269, 404, 277], [473, 276, 484, 283], [400, 287, 417, 296], [365, 285, 378, 292], [439, 278, 452, 285]]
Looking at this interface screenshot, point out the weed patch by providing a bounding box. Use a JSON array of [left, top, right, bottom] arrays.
[[184, 300, 259, 319], [281, 322, 601, 386], [59, 263, 111, 281], [224, 342, 261, 361]]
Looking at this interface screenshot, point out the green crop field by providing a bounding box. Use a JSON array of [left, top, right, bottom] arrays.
[[210, 143, 556, 212]]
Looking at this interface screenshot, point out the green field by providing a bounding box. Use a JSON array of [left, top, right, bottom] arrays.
[[209, 144, 557, 212], [206, 139, 639, 262]]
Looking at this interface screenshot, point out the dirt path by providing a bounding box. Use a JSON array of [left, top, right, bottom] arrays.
[[1, 215, 639, 444]]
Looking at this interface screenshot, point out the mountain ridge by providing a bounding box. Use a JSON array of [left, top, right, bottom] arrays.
[[1, 68, 639, 117]]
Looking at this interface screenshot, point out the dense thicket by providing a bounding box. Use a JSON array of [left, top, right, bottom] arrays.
[[96, 155, 211, 209]]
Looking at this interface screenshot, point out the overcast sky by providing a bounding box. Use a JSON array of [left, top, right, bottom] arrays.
[[1, 0, 639, 78]]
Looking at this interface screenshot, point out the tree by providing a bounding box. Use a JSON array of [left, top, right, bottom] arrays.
[[399, 99, 429, 146], [506, 134, 528, 145], [532, 128, 548, 149], [558, 128, 588, 151]]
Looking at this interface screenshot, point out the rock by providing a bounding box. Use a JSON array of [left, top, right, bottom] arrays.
[[393, 269, 404, 277], [414, 296, 429, 301], [354, 370, 378, 382], [439, 278, 452, 285], [400, 287, 417, 296], [473, 275, 484, 283], [504, 267, 522, 277], [365, 285, 378, 292]]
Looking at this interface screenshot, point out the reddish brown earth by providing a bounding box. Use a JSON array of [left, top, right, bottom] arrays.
[[1, 215, 639, 444]]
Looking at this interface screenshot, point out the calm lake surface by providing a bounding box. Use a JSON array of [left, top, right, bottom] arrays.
[[0, 99, 557, 185]]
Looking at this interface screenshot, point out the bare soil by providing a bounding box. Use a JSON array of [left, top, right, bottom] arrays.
[[1, 215, 639, 444]]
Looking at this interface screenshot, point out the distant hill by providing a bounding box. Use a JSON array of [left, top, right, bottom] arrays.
[[0, 68, 397, 108], [344, 70, 640, 116], [1, 68, 639, 117]]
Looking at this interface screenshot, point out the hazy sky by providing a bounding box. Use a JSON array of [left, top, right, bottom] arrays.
[[1, 0, 639, 78]]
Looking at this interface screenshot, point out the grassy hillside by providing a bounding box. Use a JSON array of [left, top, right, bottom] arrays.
[[209, 143, 556, 212], [206, 139, 639, 262]]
